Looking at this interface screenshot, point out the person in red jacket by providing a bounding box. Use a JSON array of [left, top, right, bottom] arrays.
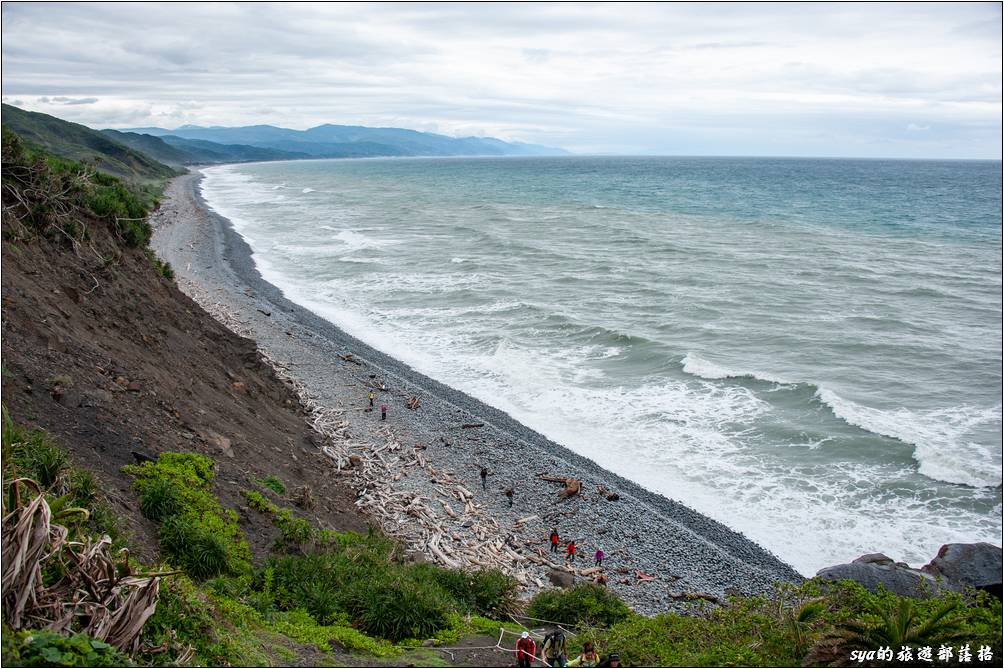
[[566, 540, 577, 563], [516, 631, 537, 667], [549, 529, 560, 554]]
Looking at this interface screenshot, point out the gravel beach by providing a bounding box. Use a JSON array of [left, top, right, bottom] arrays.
[[150, 171, 802, 615]]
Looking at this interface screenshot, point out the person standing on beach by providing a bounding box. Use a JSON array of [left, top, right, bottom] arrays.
[[380, 403, 388, 420], [505, 486, 514, 508], [480, 466, 488, 490], [594, 549, 604, 567], [550, 529, 560, 554], [368, 390, 375, 407], [566, 540, 577, 563]]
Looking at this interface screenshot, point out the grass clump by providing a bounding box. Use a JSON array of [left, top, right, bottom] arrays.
[[259, 475, 286, 495], [137, 477, 182, 522], [124, 452, 251, 579], [143, 248, 174, 279], [5, 416, 68, 490], [528, 582, 634, 628]]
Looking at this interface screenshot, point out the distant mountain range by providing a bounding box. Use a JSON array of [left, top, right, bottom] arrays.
[[0, 103, 568, 186], [121, 122, 568, 159]]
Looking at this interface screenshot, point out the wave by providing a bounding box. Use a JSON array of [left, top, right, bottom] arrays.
[[681, 353, 1001, 488], [681, 352, 791, 384], [815, 388, 1002, 488], [302, 187, 315, 193]]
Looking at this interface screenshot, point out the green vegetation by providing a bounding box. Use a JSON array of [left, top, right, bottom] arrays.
[[241, 488, 314, 549], [2, 129, 160, 249], [125, 452, 252, 579], [1, 103, 181, 182], [2, 630, 129, 668], [528, 582, 634, 628], [263, 530, 519, 641], [6, 413, 999, 667], [258, 474, 286, 495], [144, 247, 175, 279], [580, 580, 1002, 668]]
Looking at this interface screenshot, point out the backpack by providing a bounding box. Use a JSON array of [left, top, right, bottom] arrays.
[[544, 630, 565, 656]]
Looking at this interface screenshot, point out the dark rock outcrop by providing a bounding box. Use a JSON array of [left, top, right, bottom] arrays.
[[922, 543, 1003, 599], [816, 553, 961, 598]]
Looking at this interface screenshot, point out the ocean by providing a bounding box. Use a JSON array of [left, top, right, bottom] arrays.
[[200, 156, 1002, 575]]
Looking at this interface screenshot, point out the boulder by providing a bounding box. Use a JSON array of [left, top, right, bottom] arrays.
[[547, 568, 575, 588], [816, 555, 960, 599], [853, 553, 894, 566], [921, 543, 1002, 598]]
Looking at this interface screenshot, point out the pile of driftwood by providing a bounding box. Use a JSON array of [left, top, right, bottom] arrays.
[[186, 284, 612, 591]]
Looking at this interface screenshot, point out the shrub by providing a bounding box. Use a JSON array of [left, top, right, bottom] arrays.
[[273, 509, 313, 549], [138, 478, 182, 522], [125, 452, 251, 579], [3, 630, 128, 667], [242, 489, 275, 514], [348, 576, 452, 642], [422, 566, 520, 619], [528, 583, 633, 628]]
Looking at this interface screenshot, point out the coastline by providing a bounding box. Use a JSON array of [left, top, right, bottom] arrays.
[[150, 170, 803, 614]]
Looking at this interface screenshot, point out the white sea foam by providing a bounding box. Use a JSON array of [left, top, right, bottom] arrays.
[[198, 157, 1003, 577], [816, 388, 1002, 488], [681, 352, 791, 384], [302, 187, 315, 193]]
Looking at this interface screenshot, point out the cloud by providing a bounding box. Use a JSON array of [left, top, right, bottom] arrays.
[[38, 96, 99, 105], [1, 2, 1000, 157]]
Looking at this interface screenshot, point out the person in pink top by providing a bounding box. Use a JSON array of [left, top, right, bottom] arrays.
[[380, 403, 388, 420], [594, 549, 604, 567]]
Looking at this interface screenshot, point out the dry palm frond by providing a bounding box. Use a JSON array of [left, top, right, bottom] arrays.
[[1, 477, 168, 654]]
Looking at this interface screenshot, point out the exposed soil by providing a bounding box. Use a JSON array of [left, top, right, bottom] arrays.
[[0, 197, 372, 565]]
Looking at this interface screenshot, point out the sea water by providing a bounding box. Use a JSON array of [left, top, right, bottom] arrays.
[[200, 156, 1002, 575]]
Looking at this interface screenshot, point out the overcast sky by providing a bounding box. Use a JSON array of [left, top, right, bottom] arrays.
[[2, 2, 1001, 158]]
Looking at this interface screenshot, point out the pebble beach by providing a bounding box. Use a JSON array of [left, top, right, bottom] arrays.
[[150, 171, 803, 615]]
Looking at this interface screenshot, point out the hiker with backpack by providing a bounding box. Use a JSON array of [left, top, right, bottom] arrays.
[[541, 629, 568, 667], [515, 631, 537, 667]]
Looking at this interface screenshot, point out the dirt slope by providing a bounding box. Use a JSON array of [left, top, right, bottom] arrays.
[[1, 194, 370, 563]]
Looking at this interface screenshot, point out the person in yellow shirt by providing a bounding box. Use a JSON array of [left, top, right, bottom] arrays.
[[568, 640, 600, 667]]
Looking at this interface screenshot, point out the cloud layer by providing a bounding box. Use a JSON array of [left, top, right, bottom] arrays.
[[2, 2, 1000, 158]]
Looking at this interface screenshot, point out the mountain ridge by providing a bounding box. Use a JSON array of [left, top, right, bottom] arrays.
[[119, 121, 568, 158]]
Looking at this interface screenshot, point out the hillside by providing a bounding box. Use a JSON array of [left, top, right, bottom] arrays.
[[103, 129, 311, 165], [124, 121, 568, 158], [0, 104, 182, 181]]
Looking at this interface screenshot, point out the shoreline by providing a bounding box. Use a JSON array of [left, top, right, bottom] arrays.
[[150, 170, 802, 614]]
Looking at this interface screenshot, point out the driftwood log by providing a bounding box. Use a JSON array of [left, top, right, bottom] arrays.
[[539, 474, 582, 499], [597, 485, 620, 501]]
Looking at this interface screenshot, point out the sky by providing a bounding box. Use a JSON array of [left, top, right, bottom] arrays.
[[1, 1, 1001, 158]]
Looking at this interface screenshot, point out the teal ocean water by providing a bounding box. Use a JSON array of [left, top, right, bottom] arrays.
[[201, 156, 1002, 575]]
